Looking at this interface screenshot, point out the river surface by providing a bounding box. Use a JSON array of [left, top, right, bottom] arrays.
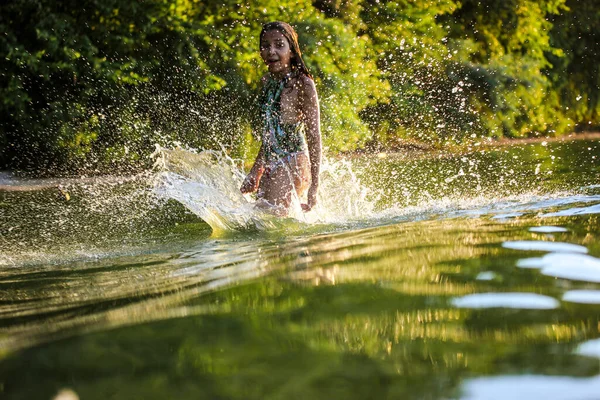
[[1, 139, 599, 399]]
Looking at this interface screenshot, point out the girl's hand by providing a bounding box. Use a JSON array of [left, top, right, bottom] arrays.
[[240, 174, 258, 194], [241, 161, 265, 194], [301, 184, 318, 212]]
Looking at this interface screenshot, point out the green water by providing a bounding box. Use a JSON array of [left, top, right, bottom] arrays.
[[1, 140, 600, 399]]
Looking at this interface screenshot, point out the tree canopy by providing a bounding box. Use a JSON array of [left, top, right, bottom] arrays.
[[0, 0, 597, 174]]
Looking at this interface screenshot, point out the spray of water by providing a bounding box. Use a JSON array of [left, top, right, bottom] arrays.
[[151, 146, 378, 233], [152, 146, 272, 232]]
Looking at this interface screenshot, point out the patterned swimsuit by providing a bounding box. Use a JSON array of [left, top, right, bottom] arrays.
[[260, 73, 308, 170]]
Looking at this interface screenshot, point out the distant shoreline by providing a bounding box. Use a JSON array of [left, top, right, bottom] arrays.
[[0, 173, 144, 192], [481, 131, 600, 147], [347, 131, 600, 160]]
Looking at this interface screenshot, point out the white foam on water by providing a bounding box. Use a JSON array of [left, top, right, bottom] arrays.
[[529, 226, 569, 233], [543, 203, 600, 217], [502, 240, 588, 254], [460, 375, 600, 400], [451, 292, 559, 309], [576, 338, 600, 359], [153, 152, 276, 232], [563, 290, 600, 304], [475, 271, 497, 281]]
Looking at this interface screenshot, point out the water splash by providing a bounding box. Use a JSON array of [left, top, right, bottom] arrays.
[[151, 146, 378, 232], [152, 147, 273, 232], [317, 157, 377, 220]]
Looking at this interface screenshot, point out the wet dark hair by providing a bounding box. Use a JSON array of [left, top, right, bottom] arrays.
[[260, 21, 313, 79]]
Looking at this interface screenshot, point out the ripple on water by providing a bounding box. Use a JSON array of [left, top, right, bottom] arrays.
[[451, 293, 559, 309], [529, 226, 569, 233], [562, 290, 600, 304], [460, 375, 600, 400], [502, 240, 588, 254]]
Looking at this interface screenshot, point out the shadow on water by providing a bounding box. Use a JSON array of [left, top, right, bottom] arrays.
[[0, 139, 599, 399]]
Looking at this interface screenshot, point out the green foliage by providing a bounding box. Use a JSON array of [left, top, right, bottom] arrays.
[[0, 0, 219, 173], [360, 0, 468, 145], [440, 0, 570, 138], [0, 0, 597, 174], [547, 0, 600, 129]]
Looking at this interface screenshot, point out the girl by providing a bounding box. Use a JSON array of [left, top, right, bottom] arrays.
[[240, 21, 322, 216]]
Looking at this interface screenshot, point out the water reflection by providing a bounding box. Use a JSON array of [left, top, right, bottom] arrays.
[[517, 253, 600, 283], [451, 293, 559, 309], [543, 203, 600, 217], [0, 239, 273, 353], [577, 338, 600, 359], [563, 290, 600, 304], [529, 226, 569, 233], [503, 240, 588, 253]]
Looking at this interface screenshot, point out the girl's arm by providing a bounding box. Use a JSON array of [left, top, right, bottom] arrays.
[[300, 76, 322, 211], [241, 144, 265, 194]]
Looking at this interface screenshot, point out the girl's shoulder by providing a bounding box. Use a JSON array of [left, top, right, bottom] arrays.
[[293, 73, 312, 84], [293, 74, 317, 99], [289, 73, 315, 91]]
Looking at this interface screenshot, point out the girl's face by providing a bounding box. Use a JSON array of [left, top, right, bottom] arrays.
[[260, 30, 293, 76]]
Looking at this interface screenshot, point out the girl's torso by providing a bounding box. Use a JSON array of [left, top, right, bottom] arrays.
[[261, 73, 308, 162], [278, 77, 303, 124]]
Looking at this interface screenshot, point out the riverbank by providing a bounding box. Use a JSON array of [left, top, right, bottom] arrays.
[[0, 172, 146, 193], [351, 131, 600, 160]]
